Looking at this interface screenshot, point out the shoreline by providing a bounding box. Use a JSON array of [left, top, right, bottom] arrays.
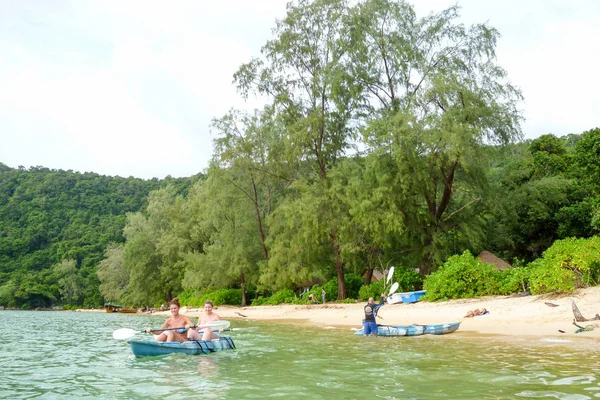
[[77, 287, 600, 340]]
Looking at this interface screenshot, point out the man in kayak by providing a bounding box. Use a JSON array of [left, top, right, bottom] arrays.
[[146, 298, 194, 342], [362, 294, 386, 336], [186, 300, 223, 341]]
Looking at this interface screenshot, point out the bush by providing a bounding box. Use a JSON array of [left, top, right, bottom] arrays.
[[528, 259, 576, 294], [178, 288, 242, 307], [390, 267, 423, 292], [251, 289, 300, 306], [499, 267, 532, 295], [358, 280, 384, 301], [539, 237, 600, 287], [322, 279, 338, 301], [423, 250, 502, 301]]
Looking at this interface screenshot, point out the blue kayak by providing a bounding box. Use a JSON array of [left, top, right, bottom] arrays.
[[354, 324, 424, 336], [354, 322, 460, 336], [128, 336, 236, 357]]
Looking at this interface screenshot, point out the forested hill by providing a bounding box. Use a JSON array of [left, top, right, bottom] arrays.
[[0, 163, 199, 308]]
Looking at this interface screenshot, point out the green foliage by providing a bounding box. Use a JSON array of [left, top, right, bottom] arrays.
[[391, 267, 423, 292], [524, 237, 600, 294], [423, 251, 502, 301], [358, 280, 384, 301], [251, 289, 300, 306], [498, 267, 532, 295], [0, 165, 197, 308], [528, 260, 576, 294], [97, 245, 128, 302], [53, 259, 84, 305], [178, 288, 243, 307], [3, 0, 600, 310], [322, 278, 339, 302], [344, 274, 364, 300]]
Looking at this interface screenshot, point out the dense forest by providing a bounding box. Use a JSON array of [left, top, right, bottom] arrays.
[[2, 0, 599, 309], [0, 163, 200, 308]]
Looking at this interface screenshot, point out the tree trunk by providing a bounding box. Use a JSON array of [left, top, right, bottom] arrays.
[[240, 270, 247, 307], [251, 179, 269, 260], [363, 268, 374, 286], [332, 228, 346, 300]]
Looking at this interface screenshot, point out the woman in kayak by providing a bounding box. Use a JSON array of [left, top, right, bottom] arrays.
[[186, 300, 223, 341], [146, 298, 193, 342]]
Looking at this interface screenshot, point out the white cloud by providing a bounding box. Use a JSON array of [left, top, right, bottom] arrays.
[[0, 0, 598, 179]]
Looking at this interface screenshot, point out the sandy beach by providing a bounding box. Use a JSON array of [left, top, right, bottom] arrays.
[[117, 286, 600, 341]]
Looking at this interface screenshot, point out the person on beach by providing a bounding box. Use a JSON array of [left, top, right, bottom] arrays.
[[186, 300, 223, 341], [308, 293, 319, 304], [146, 298, 193, 342], [362, 294, 386, 336], [321, 288, 326, 304]]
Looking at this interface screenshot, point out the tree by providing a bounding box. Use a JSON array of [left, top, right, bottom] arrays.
[[234, 0, 357, 298], [53, 259, 84, 305], [208, 107, 293, 304], [346, 0, 523, 272], [181, 173, 263, 306], [97, 244, 128, 302]]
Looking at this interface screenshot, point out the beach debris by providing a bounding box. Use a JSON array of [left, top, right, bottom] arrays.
[[545, 302, 559, 307], [572, 320, 598, 333], [558, 330, 566, 333], [571, 299, 600, 322], [235, 312, 248, 318]]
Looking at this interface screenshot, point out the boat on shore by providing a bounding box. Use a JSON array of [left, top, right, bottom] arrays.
[[116, 308, 138, 314], [104, 304, 138, 313], [354, 322, 460, 336], [128, 336, 236, 357]]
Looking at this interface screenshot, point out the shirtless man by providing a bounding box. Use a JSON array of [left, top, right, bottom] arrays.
[[186, 300, 223, 341]]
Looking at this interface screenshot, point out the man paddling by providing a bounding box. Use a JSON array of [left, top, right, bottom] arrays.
[[362, 294, 386, 337]]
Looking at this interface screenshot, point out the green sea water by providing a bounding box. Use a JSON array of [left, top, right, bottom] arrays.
[[1, 310, 599, 399]]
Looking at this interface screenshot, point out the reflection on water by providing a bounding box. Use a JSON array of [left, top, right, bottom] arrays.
[[0, 310, 599, 399]]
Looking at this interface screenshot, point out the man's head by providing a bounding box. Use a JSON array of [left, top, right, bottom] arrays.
[[368, 297, 374, 304]]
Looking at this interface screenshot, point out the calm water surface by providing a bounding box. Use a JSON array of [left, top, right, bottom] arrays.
[[1, 310, 599, 399]]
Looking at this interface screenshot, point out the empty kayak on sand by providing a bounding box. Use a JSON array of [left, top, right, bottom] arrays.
[[128, 336, 236, 357], [354, 322, 460, 336]]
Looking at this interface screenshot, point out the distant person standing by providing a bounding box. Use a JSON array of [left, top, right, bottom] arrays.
[[362, 294, 386, 336], [321, 288, 326, 304]]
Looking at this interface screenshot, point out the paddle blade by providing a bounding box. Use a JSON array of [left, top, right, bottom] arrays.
[[386, 266, 395, 284], [112, 328, 137, 340], [388, 282, 399, 296], [198, 320, 231, 330]]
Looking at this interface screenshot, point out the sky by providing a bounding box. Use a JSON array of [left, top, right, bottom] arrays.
[[1, 0, 598, 180]]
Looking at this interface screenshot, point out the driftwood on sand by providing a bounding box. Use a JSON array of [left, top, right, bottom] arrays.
[[570, 299, 600, 322]]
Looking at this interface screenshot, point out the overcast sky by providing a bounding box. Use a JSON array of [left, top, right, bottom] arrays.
[[1, 0, 598, 179]]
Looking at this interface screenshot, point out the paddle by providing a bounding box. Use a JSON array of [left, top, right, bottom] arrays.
[[387, 282, 399, 297], [112, 320, 231, 340], [386, 266, 395, 285], [383, 266, 394, 293]]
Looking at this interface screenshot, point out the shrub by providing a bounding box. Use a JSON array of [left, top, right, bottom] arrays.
[[499, 267, 532, 295], [344, 274, 364, 299], [178, 288, 242, 307], [423, 250, 502, 301], [323, 279, 339, 300], [358, 280, 384, 301], [390, 267, 423, 292], [251, 289, 300, 306], [539, 237, 600, 287], [528, 259, 576, 294]]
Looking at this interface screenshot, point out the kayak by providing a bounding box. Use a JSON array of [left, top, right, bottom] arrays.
[[354, 324, 424, 336], [354, 322, 460, 336], [128, 336, 236, 357], [422, 322, 461, 335]]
